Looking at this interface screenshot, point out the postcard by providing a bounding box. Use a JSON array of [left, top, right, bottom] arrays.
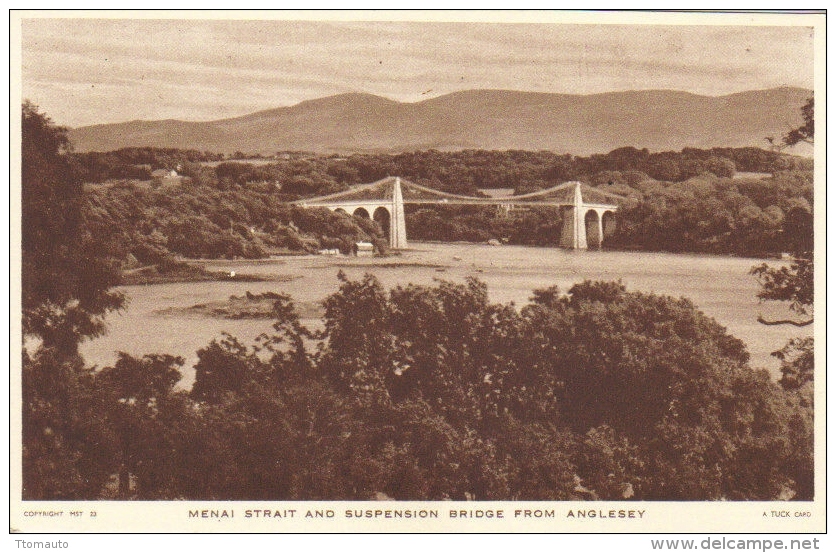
[[10, 9, 825, 535]]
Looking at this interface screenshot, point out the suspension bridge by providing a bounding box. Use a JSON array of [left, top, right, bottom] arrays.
[[292, 177, 622, 250]]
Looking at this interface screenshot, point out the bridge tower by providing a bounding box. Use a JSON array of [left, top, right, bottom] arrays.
[[390, 177, 408, 249], [559, 183, 588, 249]]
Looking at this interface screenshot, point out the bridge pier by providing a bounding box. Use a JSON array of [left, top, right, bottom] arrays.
[[559, 183, 588, 249], [557, 183, 616, 250], [559, 206, 586, 249], [390, 177, 408, 249]]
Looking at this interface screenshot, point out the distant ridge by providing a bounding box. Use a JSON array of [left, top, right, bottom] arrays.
[[67, 87, 812, 156]]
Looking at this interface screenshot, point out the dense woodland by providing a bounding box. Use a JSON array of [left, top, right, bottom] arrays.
[[25, 274, 813, 501], [22, 102, 815, 501], [402, 168, 812, 256], [74, 144, 811, 193], [71, 144, 813, 264], [83, 179, 389, 265]]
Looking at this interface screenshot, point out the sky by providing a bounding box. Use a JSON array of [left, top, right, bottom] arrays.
[[19, 14, 816, 128]]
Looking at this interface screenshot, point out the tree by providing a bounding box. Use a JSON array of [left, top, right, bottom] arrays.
[[704, 156, 736, 178], [751, 256, 813, 326], [22, 348, 117, 499], [191, 334, 257, 403], [753, 99, 814, 301], [764, 97, 813, 152], [22, 104, 126, 499], [309, 274, 811, 500], [751, 97, 814, 391], [520, 280, 809, 499], [784, 98, 814, 147], [22, 102, 124, 356], [319, 271, 396, 401], [772, 337, 814, 392], [94, 353, 184, 498]]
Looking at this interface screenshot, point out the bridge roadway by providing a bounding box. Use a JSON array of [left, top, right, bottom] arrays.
[[293, 177, 621, 250], [396, 198, 614, 207]]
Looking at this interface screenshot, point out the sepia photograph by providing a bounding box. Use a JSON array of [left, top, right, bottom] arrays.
[[10, 10, 824, 534]]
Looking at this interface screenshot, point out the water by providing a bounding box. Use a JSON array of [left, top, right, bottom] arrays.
[[80, 242, 810, 386]]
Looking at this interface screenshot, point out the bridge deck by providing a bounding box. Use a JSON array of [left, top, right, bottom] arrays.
[[303, 198, 616, 208], [294, 177, 622, 209]]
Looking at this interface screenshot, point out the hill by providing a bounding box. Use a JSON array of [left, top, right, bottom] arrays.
[[68, 87, 813, 156]]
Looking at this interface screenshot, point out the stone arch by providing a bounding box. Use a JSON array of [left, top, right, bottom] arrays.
[[601, 210, 617, 246], [584, 209, 603, 249], [373, 206, 391, 239], [334, 207, 348, 215], [352, 207, 371, 219]]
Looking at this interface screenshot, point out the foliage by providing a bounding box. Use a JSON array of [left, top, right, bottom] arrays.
[[73, 147, 224, 183], [749, 97, 815, 322], [610, 171, 811, 255], [403, 170, 812, 256], [192, 334, 262, 403], [93, 353, 186, 498], [21, 349, 117, 499], [21, 103, 127, 500], [749, 252, 814, 394], [772, 337, 814, 393], [783, 98, 814, 147], [22, 103, 124, 355], [750, 96, 815, 395], [23, 272, 813, 501], [81, 179, 386, 262], [71, 144, 810, 197], [751, 256, 813, 318]]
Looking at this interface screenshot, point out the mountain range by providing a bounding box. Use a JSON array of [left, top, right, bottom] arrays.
[[67, 87, 812, 156]]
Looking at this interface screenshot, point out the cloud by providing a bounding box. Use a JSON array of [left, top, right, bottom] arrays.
[[21, 18, 814, 127]]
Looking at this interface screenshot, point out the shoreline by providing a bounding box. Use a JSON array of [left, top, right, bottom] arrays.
[[120, 263, 274, 286], [121, 244, 795, 286]]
